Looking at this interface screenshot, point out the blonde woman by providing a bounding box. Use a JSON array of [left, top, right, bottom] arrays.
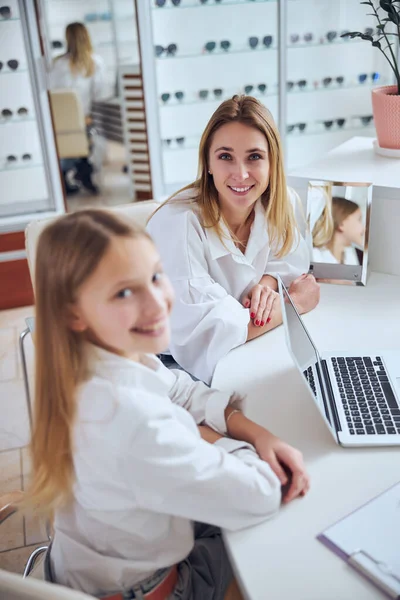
[[29, 209, 310, 599], [50, 22, 105, 118], [312, 197, 365, 265], [148, 96, 320, 384], [49, 22, 105, 194]]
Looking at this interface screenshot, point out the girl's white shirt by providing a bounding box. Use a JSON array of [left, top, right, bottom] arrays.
[[147, 188, 310, 384], [49, 54, 105, 116], [312, 245, 360, 265], [51, 345, 281, 596]]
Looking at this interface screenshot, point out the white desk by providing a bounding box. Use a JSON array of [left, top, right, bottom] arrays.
[[212, 272, 400, 600]]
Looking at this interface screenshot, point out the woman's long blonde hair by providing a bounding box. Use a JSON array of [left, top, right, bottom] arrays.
[[153, 95, 297, 258], [29, 210, 147, 513], [64, 22, 95, 77]]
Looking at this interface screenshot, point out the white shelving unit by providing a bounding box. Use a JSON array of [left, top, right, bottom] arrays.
[[0, 0, 64, 233]]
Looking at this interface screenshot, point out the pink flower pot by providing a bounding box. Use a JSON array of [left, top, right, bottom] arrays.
[[371, 85, 400, 149]]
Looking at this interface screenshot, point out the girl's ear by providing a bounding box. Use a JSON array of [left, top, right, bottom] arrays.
[[67, 304, 88, 332]]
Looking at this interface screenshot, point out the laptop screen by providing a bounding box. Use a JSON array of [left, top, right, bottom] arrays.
[[278, 277, 333, 428]]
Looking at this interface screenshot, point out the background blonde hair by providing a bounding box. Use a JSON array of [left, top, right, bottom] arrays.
[[310, 186, 334, 248], [64, 22, 95, 77], [29, 210, 148, 514], [153, 95, 297, 258]]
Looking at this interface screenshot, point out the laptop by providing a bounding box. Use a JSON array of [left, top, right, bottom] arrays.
[[278, 276, 400, 447]]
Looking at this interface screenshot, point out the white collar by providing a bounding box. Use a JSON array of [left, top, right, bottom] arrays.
[[206, 198, 269, 263], [86, 344, 173, 396]]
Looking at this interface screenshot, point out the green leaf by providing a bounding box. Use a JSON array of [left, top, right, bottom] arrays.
[[372, 40, 382, 47], [380, 0, 393, 11]]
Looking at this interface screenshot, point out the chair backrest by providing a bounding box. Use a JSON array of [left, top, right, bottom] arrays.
[[0, 568, 95, 600], [49, 90, 89, 159], [25, 201, 159, 290]]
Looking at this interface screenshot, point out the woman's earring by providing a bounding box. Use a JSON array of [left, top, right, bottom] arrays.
[[208, 170, 212, 175]]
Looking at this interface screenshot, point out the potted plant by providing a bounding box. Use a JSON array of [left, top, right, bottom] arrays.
[[342, 0, 400, 149]]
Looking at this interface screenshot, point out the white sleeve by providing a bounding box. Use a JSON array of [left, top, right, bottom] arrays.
[[264, 189, 311, 286], [148, 208, 249, 385], [48, 58, 66, 90], [124, 397, 281, 531], [90, 56, 105, 105], [167, 366, 245, 434]]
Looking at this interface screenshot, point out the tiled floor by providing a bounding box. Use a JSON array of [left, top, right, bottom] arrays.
[[0, 305, 49, 574]]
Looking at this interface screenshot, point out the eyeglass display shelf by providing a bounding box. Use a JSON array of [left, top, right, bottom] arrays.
[[286, 40, 359, 49], [0, 69, 27, 75], [162, 124, 374, 151], [152, 0, 277, 9], [0, 17, 20, 22], [0, 163, 43, 172], [158, 81, 383, 107], [0, 118, 36, 125], [155, 38, 362, 61], [159, 92, 277, 106]]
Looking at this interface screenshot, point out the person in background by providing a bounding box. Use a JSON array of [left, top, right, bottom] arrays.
[[312, 197, 365, 265], [28, 209, 310, 600], [148, 95, 319, 385], [49, 22, 105, 195]]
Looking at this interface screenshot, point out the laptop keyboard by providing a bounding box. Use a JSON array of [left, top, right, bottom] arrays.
[[332, 356, 400, 436], [304, 366, 317, 397]]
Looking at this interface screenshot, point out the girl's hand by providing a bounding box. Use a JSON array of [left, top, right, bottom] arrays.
[[242, 284, 279, 327], [254, 431, 310, 503]]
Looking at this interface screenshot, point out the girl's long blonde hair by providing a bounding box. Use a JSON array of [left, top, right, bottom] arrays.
[[153, 95, 297, 258], [310, 185, 334, 249], [29, 210, 147, 513], [64, 22, 95, 77]]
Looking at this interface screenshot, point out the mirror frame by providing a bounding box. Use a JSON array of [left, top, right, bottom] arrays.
[[306, 179, 373, 286]]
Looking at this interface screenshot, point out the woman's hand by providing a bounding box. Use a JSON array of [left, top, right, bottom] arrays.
[[288, 273, 320, 314], [242, 283, 279, 327], [254, 431, 310, 503]]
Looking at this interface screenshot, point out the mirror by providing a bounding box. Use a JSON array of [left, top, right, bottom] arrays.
[[306, 179, 372, 285]]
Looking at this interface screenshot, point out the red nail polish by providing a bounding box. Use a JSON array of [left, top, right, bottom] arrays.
[[267, 317, 271, 323], [260, 321, 265, 326], [255, 320, 260, 326], [250, 312, 255, 319]]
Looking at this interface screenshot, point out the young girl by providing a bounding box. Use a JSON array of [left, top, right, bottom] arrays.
[[29, 209, 310, 600], [148, 95, 319, 384]]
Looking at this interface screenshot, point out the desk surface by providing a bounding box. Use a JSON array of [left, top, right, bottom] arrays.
[[290, 136, 400, 193], [212, 272, 400, 600]]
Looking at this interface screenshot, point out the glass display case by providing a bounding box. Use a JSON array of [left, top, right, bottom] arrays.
[[136, 0, 398, 199], [0, 0, 64, 233]]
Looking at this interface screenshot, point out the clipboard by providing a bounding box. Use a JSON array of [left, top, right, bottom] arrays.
[[317, 482, 400, 599]]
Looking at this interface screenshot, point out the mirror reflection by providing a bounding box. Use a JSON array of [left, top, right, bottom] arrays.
[[307, 180, 372, 284]]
